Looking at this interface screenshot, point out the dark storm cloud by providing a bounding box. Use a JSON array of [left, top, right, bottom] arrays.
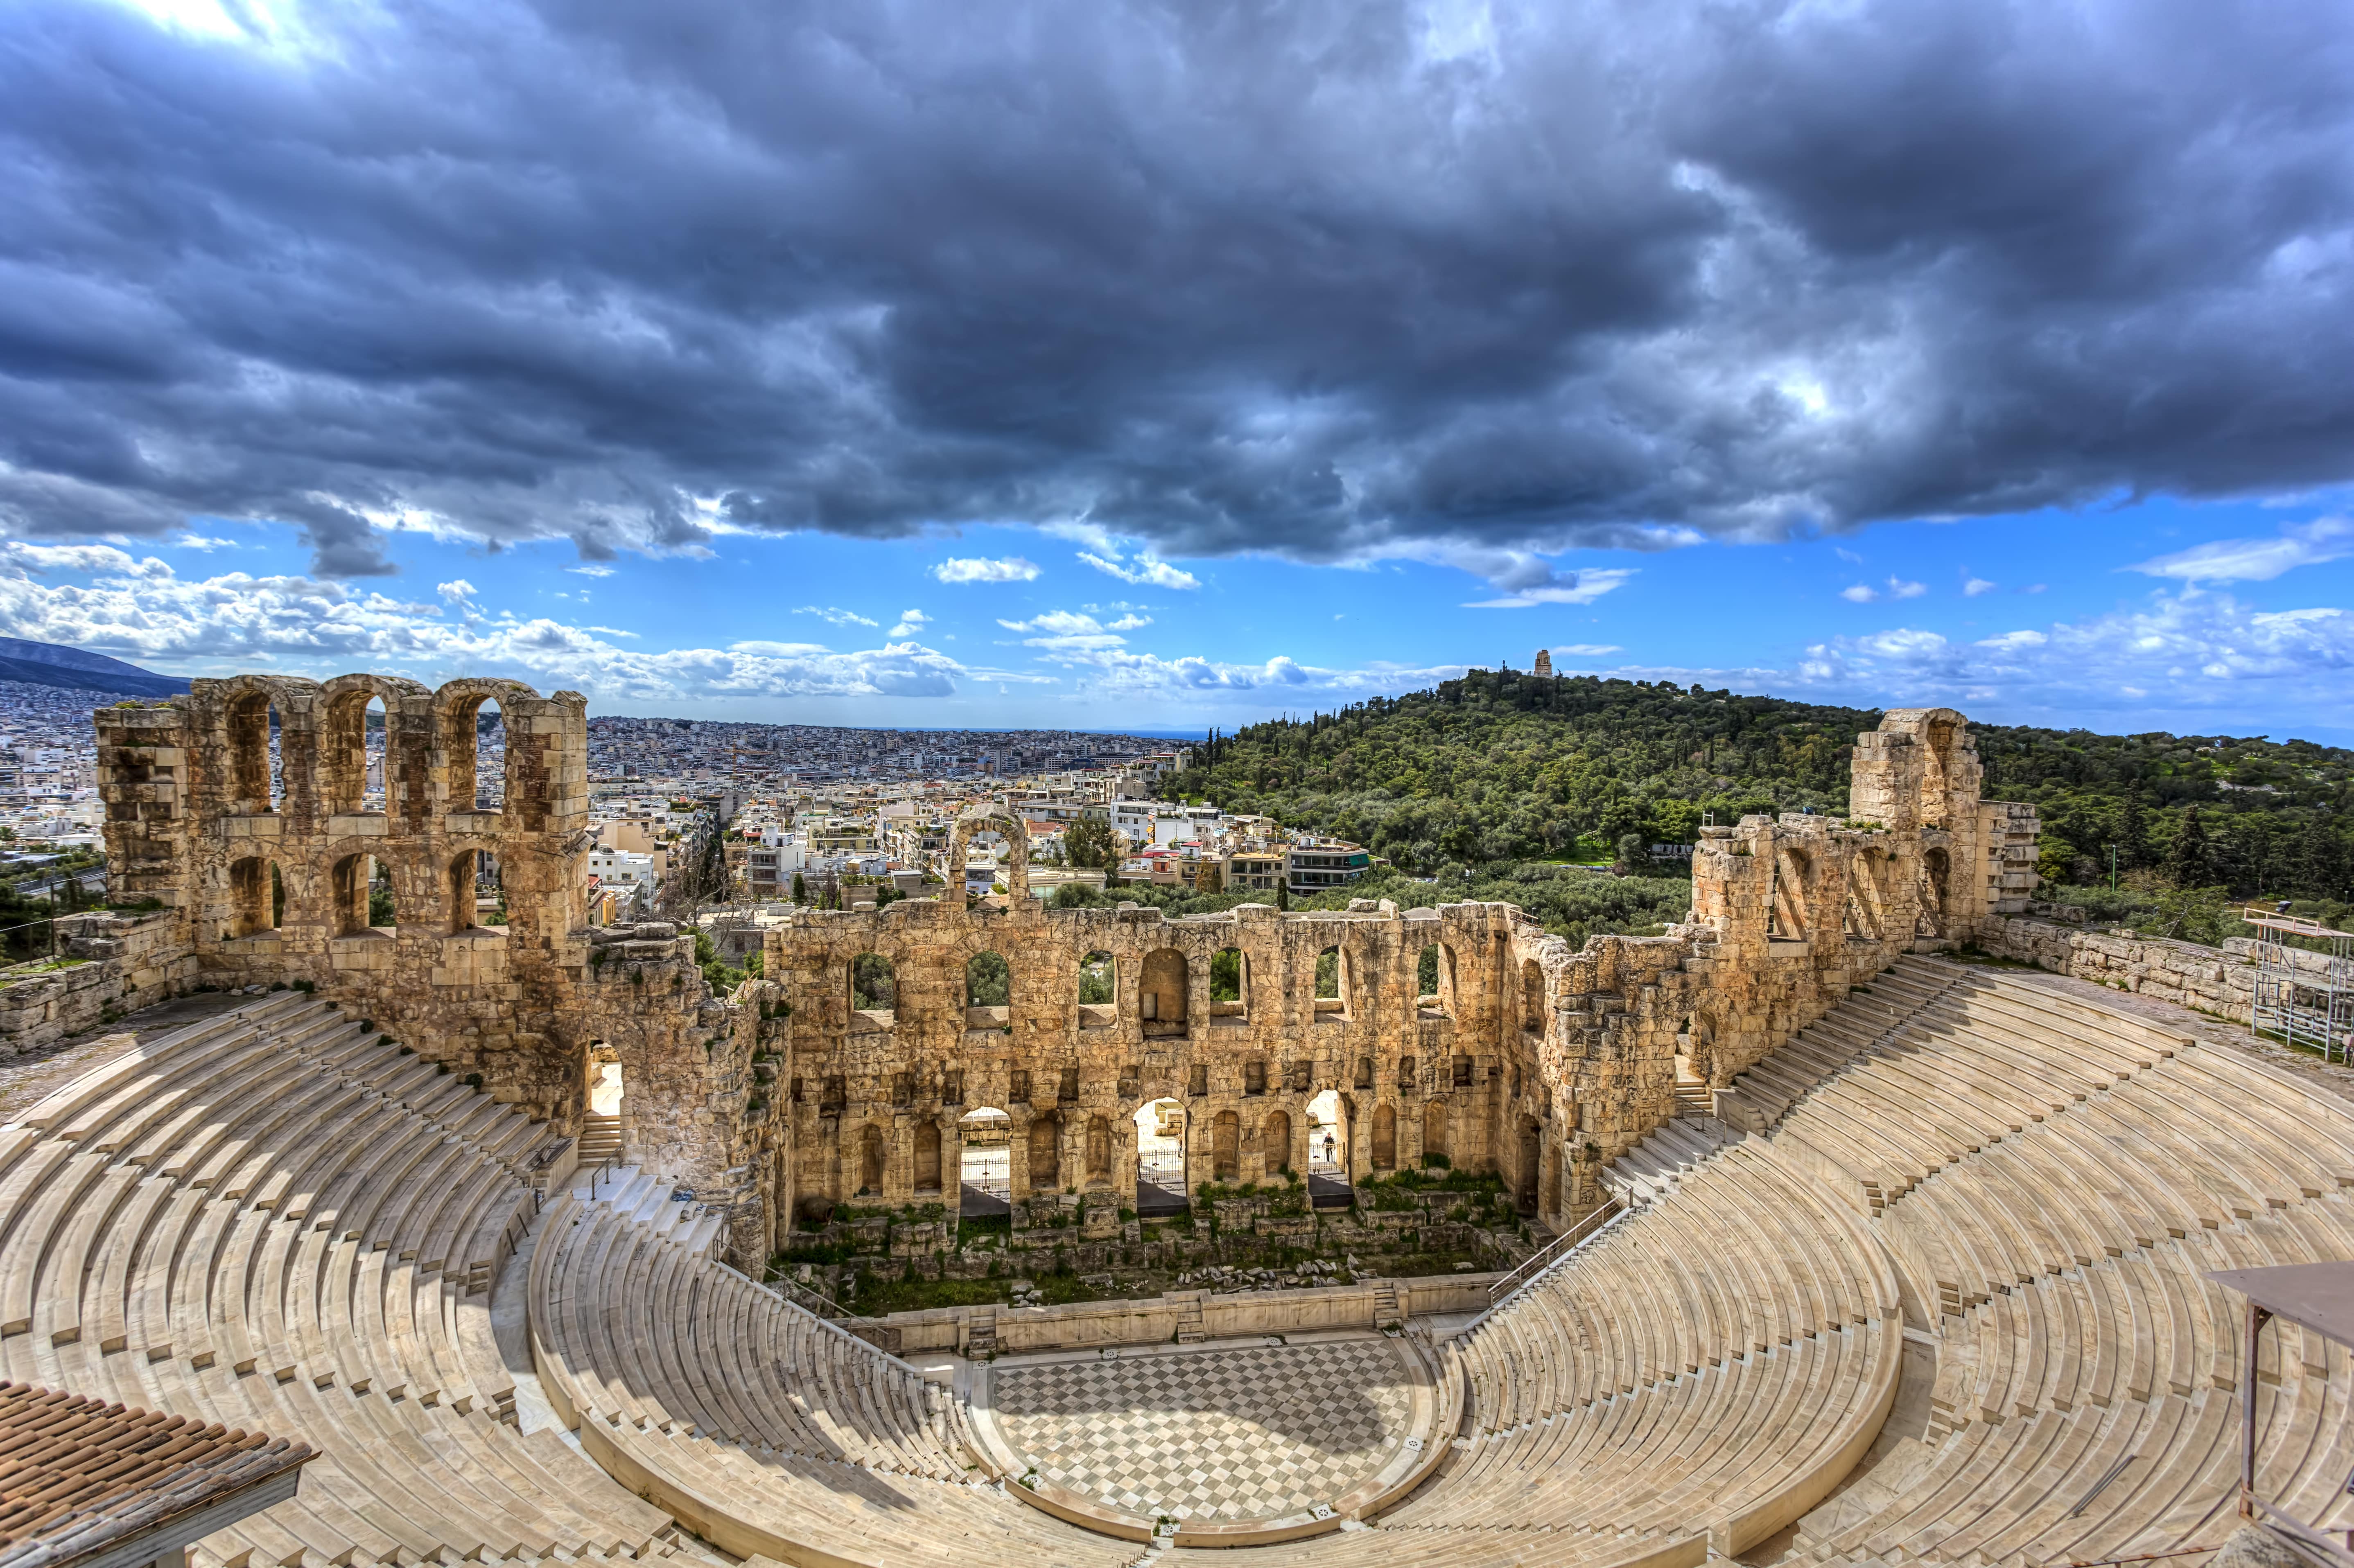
[[1, 0, 2350, 577]]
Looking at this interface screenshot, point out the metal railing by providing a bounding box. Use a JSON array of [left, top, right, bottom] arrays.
[[1483, 1197, 1627, 1309]]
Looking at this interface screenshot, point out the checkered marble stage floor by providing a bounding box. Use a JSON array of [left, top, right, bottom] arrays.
[[989, 1338, 1415, 1522]]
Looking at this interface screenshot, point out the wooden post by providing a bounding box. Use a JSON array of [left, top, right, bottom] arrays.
[[2241, 1301, 2268, 1518]]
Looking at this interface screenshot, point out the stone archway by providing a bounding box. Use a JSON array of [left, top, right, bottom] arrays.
[[947, 801, 1030, 906]]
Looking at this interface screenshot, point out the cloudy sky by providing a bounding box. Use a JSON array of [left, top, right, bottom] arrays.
[[5, 0, 2354, 740]]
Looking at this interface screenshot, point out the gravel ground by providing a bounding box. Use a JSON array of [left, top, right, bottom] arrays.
[[0, 990, 255, 1121]]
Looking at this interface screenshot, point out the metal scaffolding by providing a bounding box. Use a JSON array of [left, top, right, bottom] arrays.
[[2243, 906, 2353, 1064]]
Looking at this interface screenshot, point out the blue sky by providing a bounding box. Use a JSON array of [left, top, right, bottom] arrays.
[[5, 0, 2354, 745], [7, 494, 2350, 743]]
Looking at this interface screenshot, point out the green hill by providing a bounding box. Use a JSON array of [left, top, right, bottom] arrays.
[[1160, 669, 2354, 917]]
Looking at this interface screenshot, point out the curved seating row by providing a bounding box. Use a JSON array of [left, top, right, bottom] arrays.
[[530, 1193, 1139, 1568], [1737, 956, 2354, 1566], [0, 997, 694, 1568]]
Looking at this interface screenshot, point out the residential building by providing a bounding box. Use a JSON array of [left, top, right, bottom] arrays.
[[1287, 837, 1370, 895]]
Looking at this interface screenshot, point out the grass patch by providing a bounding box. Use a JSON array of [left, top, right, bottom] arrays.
[[849, 1276, 1009, 1314]]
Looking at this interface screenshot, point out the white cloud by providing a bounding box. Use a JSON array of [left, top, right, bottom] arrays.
[[1834, 547, 1864, 565], [1464, 570, 1636, 609], [437, 579, 476, 602], [793, 604, 879, 628], [1107, 614, 1151, 631], [582, 625, 638, 637], [2126, 516, 2354, 582], [1788, 591, 2354, 720], [566, 564, 615, 578], [888, 608, 929, 637], [1041, 644, 1465, 699], [170, 534, 239, 550], [1077, 550, 1200, 590], [1551, 643, 1622, 656], [1840, 583, 1878, 602], [1886, 577, 1926, 599], [933, 556, 1040, 583], [1963, 577, 1997, 596], [0, 550, 974, 700], [996, 609, 1130, 652]]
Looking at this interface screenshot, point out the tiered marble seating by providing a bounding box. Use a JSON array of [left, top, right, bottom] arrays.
[[1736, 957, 2354, 1566], [530, 1193, 1139, 1568], [0, 996, 696, 1568], [1375, 1140, 1900, 1555]]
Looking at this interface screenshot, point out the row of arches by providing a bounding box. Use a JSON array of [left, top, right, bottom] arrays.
[[219, 848, 504, 940], [839, 939, 1496, 1032], [1763, 842, 1954, 942], [834, 1093, 1466, 1206], [220, 679, 520, 819]]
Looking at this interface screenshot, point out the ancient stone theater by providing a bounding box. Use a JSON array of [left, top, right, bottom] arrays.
[[0, 674, 2345, 1568]]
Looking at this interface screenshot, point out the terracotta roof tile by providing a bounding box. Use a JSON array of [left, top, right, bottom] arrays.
[[0, 1382, 312, 1568]]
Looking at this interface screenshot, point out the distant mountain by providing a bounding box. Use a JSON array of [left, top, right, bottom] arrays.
[[0, 638, 188, 698]]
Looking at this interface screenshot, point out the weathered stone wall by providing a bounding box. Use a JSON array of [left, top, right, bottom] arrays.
[[0, 909, 194, 1055], [766, 895, 1529, 1214], [1978, 914, 2286, 1023], [867, 1271, 1505, 1356], [91, 677, 768, 1257], [766, 707, 2041, 1236]]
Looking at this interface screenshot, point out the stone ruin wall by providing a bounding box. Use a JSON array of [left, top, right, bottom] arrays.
[[88, 675, 777, 1259], [767, 707, 2042, 1236], [73, 681, 2040, 1266]]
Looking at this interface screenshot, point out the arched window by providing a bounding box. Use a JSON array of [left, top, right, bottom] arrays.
[[1077, 950, 1116, 1027], [1261, 1109, 1291, 1178], [330, 853, 374, 937], [1918, 847, 1951, 937], [967, 950, 1011, 1027], [1085, 1115, 1113, 1183], [1422, 1101, 1450, 1168], [1027, 1113, 1061, 1189], [441, 690, 508, 815], [1210, 1110, 1240, 1182], [1521, 960, 1544, 1033], [1140, 948, 1187, 1034], [474, 697, 505, 810], [1314, 945, 1349, 1020], [912, 1122, 942, 1194], [1371, 1104, 1397, 1171], [850, 954, 895, 1031], [226, 691, 282, 815], [226, 855, 278, 939], [1209, 946, 1247, 1023], [1416, 944, 1454, 1018], [858, 1124, 886, 1194], [1845, 851, 1886, 940], [448, 851, 484, 934], [1771, 845, 1812, 939], [1920, 718, 1957, 826], [323, 690, 392, 816]]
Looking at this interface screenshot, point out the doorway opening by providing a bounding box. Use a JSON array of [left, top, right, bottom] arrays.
[[958, 1107, 1012, 1217], [1134, 1097, 1187, 1216]]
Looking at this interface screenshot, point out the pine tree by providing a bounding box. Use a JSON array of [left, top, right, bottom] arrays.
[[2163, 803, 2213, 890], [791, 871, 808, 905]]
